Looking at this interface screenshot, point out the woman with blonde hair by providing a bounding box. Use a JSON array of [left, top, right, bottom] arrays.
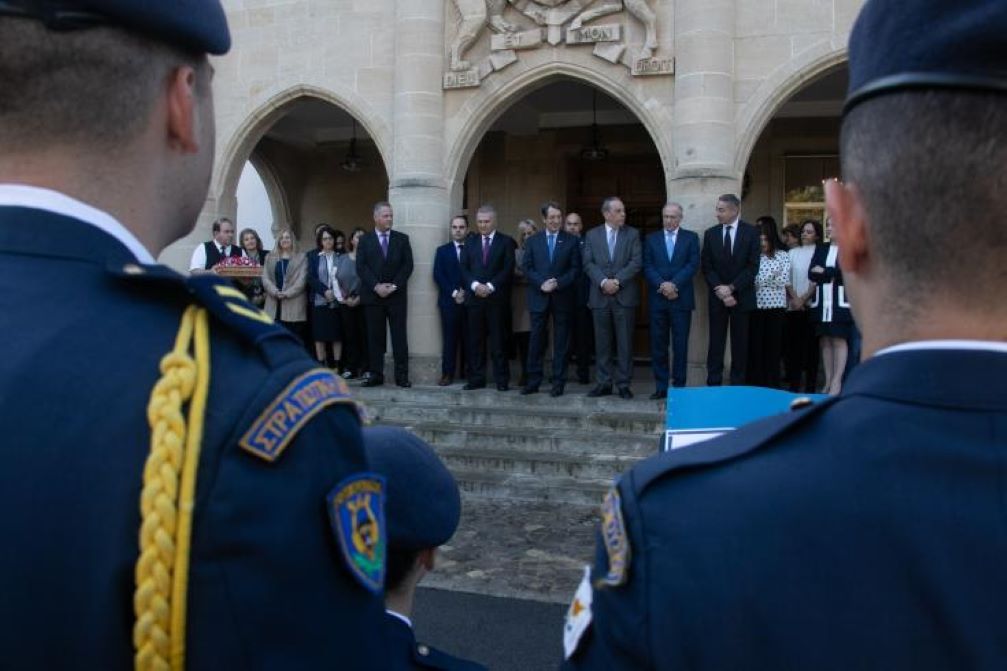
[[261, 228, 308, 343]]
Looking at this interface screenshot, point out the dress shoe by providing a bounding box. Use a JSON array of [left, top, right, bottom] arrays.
[[396, 379, 412, 388], [549, 385, 565, 398], [496, 383, 510, 392], [361, 375, 384, 387], [618, 387, 634, 399], [462, 382, 486, 390], [649, 390, 667, 401], [437, 375, 453, 387], [520, 386, 539, 395], [586, 384, 612, 398]]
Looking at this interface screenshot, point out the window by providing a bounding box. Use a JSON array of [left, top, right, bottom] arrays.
[[783, 155, 839, 233]]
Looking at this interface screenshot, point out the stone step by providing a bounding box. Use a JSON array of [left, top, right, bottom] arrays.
[[383, 420, 661, 458], [436, 445, 643, 481], [352, 383, 667, 414], [450, 468, 612, 506], [370, 402, 664, 434]]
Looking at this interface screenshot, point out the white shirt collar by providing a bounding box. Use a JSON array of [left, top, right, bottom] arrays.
[[0, 183, 155, 263], [875, 340, 1007, 357], [604, 223, 618, 234], [724, 217, 739, 230], [483, 231, 495, 241], [385, 609, 413, 629]]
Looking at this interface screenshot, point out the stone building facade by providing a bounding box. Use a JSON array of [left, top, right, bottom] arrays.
[[161, 0, 862, 382]]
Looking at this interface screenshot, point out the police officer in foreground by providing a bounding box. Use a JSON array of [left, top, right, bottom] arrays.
[[563, 0, 1007, 668], [363, 427, 486, 671], [0, 2, 390, 668]]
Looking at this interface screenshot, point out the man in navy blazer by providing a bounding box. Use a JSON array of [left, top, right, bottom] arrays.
[[701, 193, 760, 385], [460, 205, 515, 391], [643, 202, 699, 397], [520, 202, 582, 397], [563, 1, 1007, 667], [432, 215, 470, 386], [357, 201, 414, 387]]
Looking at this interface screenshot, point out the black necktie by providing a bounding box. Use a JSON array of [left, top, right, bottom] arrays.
[[723, 226, 732, 256]]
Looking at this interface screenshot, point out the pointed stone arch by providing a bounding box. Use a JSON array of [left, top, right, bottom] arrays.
[[444, 61, 674, 209], [734, 41, 849, 175]]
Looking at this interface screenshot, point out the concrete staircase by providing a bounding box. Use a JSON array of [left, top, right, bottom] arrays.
[[351, 385, 666, 505]]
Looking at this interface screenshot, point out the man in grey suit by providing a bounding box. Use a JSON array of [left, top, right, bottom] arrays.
[[582, 197, 642, 399]]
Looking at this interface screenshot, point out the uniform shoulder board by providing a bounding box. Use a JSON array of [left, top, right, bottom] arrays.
[[186, 274, 292, 346], [632, 395, 840, 495]]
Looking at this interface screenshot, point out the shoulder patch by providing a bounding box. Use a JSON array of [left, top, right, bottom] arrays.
[[186, 275, 290, 345], [327, 473, 387, 593], [239, 368, 355, 461], [596, 487, 630, 588], [564, 566, 594, 660]]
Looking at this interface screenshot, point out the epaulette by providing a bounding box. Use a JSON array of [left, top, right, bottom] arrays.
[[109, 262, 294, 349], [630, 396, 840, 496]]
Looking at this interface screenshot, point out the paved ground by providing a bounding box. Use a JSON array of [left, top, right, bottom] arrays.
[[421, 497, 601, 605], [414, 587, 567, 670]]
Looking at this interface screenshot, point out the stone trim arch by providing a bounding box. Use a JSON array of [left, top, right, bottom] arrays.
[[246, 151, 292, 236], [733, 41, 849, 176], [444, 61, 675, 208], [212, 84, 393, 217]]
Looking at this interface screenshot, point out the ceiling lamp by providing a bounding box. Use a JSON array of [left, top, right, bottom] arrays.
[[580, 89, 609, 161], [341, 120, 364, 173]]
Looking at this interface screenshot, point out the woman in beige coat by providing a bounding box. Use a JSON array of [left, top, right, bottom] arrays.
[[262, 228, 308, 343]]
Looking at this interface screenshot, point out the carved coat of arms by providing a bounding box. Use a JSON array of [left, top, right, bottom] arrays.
[[445, 0, 674, 88]]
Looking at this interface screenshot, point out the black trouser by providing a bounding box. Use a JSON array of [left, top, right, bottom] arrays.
[[526, 307, 572, 389], [706, 301, 750, 386], [340, 304, 367, 376], [783, 309, 819, 392], [747, 308, 785, 388], [568, 305, 593, 382], [365, 300, 408, 381], [438, 303, 467, 378], [466, 301, 509, 386]]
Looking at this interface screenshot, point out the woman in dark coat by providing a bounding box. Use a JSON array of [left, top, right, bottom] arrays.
[[808, 218, 852, 395]]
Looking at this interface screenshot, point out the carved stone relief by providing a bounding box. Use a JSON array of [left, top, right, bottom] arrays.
[[444, 0, 673, 89]]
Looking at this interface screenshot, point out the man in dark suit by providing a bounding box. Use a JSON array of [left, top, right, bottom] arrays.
[[433, 215, 470, 386], [460, 204, 515, 391], [521, 201, 582, 397], [563, 1, 1007, 668], [701, 193, 760, 385], [643, 202, 700, 397], [565, 212, 593, 384], [357, 201, 414, 387], [0, 3, 391, 667], [582, 197, 642, 399]]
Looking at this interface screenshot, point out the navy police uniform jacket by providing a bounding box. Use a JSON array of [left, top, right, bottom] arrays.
[[564, 346, 1007, 669], [385, 613, 487, 671], [0, 203, 392, 669]]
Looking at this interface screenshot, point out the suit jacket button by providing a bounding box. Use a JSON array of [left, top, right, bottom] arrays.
[[417, 644, 430, 656]]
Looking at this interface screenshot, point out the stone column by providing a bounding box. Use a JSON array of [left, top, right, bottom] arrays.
[[670, 0, 739, 384], [389, 0, 451, 382]]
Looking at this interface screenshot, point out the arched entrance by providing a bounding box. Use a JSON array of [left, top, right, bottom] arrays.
[[457, 78, 666, 358], [739, 63, 849, 234], [217, 93, 390, 247]]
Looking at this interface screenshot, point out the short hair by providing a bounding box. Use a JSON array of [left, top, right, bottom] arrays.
[[385, 548, 421, 593], [601, 197, 622, 213], [540, 201, 562, 218], [0, 21, 207, 152], [663, 201, 684, 215], [841, 90, 1007, 301], [372, 201, 392, 216], [450, 215, 468, 227], [212, 217, 233, 234], [476, 204, 496, 218], [781, 223, 801, 240], [238, 228, 263, 252], [718, 194, 741, 208], [315, 225, 337, 250]]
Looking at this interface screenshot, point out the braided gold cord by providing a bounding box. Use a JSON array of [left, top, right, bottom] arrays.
[[134, 306, 208, 671]]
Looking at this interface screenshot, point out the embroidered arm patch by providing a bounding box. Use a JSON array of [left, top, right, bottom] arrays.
[[596, 486, 631, 588], [564, 565, 594, 659], [239, 369, 355, 461], [327, 473, 387, 593]]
